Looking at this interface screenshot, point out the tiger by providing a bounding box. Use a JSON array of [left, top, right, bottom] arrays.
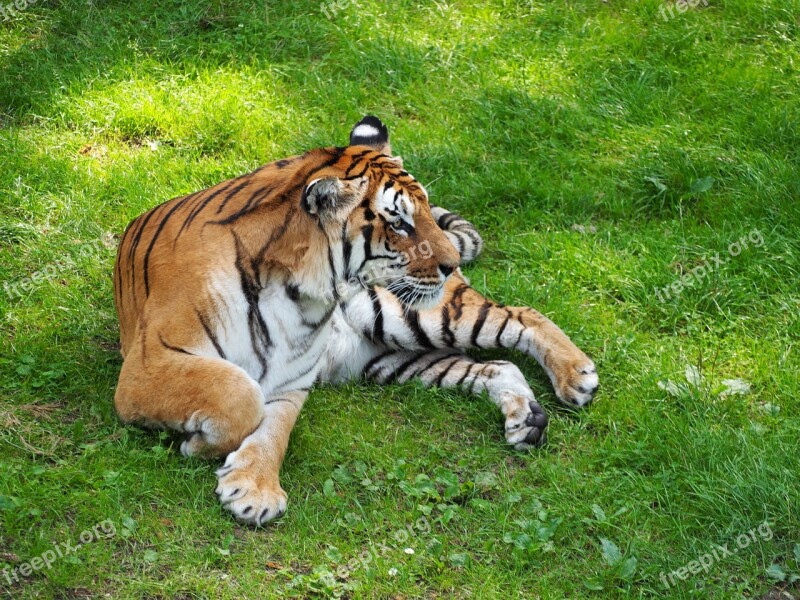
[[113, 116, 599, 526]]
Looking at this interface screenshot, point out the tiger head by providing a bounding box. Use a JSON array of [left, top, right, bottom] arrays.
[[301, 116, 461, 308]]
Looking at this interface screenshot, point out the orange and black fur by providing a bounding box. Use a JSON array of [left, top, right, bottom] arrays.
[[114, 116, 598, 525]]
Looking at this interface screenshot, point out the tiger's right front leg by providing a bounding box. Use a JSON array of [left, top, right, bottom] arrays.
[[115, 337, 265, 458], [115, 331, 304, 525]]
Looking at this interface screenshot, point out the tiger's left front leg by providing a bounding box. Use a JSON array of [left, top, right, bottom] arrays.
[[343, 275, 599, 408], [214, 390, 307, 526]]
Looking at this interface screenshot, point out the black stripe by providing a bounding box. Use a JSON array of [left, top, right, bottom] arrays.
[[126, 204, 162, 299], [454, 230, 472, 252], [462, 227, 482, 248], [345, 150, 372, 171], [450, 284, 470, 320], [495, 310, 512, 346], [169, 189, 209, 238], [513, 327, 525, 349], [327, 243, 339, 300], [434, 356, 463, 386], [220, 148, 346, 227], [115, 218, 134, 308], [232, 232, 272, 380], [300, 303, 337, 329], [208, 180, 270, 225], [344, 151, 372, 177], [468, 364, 489, 394], [159, 334, 194, 356], [126, 209, 154, 262], [390, 354, 424, 383], [362, 350, 395, 378], [286, 283, 300, 302], [354, 223, 376, 273], [449, 231, 464, 255], [271, 359, 319, 390], [263, 397, 300, 411], [368, 288, 384, 342], [392, 190, 402, 214], [264, 397, 293, 405], [417, 353, 460, 380], [344, 161, 370, 180], [114, 255, 124, 311], [456, 362, 475, 387], [195, 309, 226, 359], [214, 178, 249, 214], [342, 221, 352, 279], [406, 309, 434, 349], [177, 181, 234, 237], [303, 147, 347, 180], [142, 195, 193, 296], [438, 213, 461, 230], [440, 305, 455, 346], [470, 302, 492, 348]]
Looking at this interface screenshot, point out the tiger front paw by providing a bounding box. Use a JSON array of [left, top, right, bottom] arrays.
[[504, 398, 549, 450], [215, 447, 287, 526], [553, 359, 599, 408]]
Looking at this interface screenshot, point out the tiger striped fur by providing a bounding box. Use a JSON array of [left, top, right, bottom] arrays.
[[113, 116, 598, 526]]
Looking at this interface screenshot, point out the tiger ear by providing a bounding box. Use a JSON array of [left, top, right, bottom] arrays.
[[349, 115, 391, 154], [302, 176, 366, 221]]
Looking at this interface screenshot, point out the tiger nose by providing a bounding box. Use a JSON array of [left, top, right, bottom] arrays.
[[439, 264, 455, 278]]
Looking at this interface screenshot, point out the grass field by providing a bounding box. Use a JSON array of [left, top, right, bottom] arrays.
[[1, 0, 799, 597]]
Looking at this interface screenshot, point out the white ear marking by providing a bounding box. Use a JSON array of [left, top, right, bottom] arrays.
[[352, 124, 380, 139]]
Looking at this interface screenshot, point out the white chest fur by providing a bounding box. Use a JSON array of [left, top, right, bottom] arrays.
[[208, 274, 334, 397]]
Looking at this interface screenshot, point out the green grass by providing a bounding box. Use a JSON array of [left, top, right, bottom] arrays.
[[1, 0, 799, 597]]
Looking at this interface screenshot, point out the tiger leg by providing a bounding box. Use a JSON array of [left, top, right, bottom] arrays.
[[443, 279, 600, 407], [214, 390, 306, 525], [427, 208, 597, 404], [363, 349, 549, 448], [114, 336, 264, 458], [343, 275, 598, 407]]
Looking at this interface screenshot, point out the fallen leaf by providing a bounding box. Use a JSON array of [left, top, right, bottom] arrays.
[[759, 402, 781, 416], [685, 365, 702, 387], [657, 380, 682, 397], [720, 378, 751, 396], [689, 176, 715, 194]]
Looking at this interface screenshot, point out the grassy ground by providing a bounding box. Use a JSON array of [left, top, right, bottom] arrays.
[[1, 0, 799, 597]]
